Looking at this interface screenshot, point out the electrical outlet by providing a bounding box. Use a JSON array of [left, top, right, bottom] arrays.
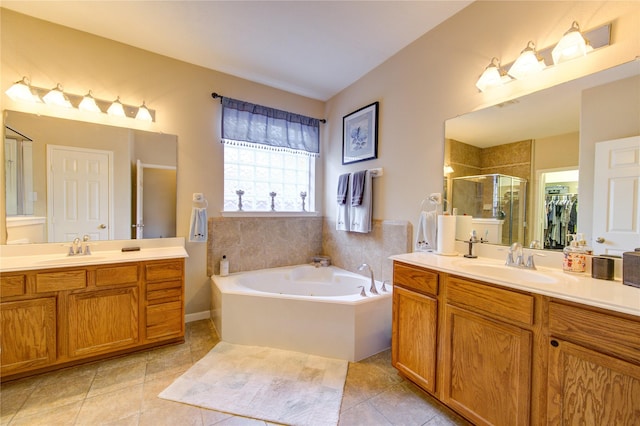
[[429, 192, 442, 205]]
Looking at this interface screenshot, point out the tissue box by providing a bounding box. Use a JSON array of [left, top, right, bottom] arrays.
[[622, 251, 640, 288]]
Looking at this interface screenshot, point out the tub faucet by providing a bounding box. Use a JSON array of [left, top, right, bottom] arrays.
[[357, 263, 379, 295]]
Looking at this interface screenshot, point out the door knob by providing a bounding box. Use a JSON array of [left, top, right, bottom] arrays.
[[596, 237, 605, 243], [99, 224, 107, 229]]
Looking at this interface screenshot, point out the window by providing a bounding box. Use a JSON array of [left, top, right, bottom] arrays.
[[220, 96, 320, 212], [223, 144, 314, 211]]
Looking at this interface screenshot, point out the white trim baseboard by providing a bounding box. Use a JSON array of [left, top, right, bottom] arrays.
[[185, 310, 211, 323]]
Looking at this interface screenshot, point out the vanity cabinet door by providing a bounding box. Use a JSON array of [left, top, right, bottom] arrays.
[[547, 338, 640, 425], [1, 297, 56, 375], [67, 287, 139, 358], [392, 286, 438, 393], [441, 304, 532, 426]]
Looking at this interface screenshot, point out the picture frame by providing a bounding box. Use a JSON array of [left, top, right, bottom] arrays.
[[342, 101, 379, 165]]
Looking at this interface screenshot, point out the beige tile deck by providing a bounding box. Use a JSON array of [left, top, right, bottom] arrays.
[[1, 320, 470, 426]]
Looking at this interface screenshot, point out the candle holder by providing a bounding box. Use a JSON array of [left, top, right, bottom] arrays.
[[300, 191, 307, 211], [269, 192, 277, 211], [235, 190, 244, 211]]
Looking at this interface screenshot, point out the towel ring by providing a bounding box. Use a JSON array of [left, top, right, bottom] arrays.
[[193, 198, 209, 208]]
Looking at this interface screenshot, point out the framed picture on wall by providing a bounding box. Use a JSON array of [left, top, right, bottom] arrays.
[[342, 101, 379, 164]]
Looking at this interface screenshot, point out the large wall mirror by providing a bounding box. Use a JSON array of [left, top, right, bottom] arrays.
[[4, 111, 177, 244], [445, 60, 639, 251]]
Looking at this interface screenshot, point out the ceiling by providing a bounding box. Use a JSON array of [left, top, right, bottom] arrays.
[[1, 0, 473, 101]]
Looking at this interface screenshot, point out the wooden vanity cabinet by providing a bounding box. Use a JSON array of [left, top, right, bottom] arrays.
[[0, 258, 185, 380], [67, 264, 140, 359], [392, 262, 439, 393], [441, 275, 536, 426], [392, 260, 640, 426], [547, 301, 640, 425]]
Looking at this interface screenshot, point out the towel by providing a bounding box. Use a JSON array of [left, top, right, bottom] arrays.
[[351, 170, 367, 206], [349, 170, 372, 233], [415, 210, 437, 251], [189, 207, 207, 242], [337, 175, 350, 231], [337, 173, 350, 205]]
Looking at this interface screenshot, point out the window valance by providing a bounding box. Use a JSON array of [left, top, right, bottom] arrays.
[[221, 97, 320, 157]]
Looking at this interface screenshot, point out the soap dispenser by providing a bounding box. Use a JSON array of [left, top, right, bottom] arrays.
[[563, 235, 586, 273], [220, 255, 229, 276]]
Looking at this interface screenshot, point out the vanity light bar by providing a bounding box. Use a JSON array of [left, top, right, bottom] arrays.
[[476, 22, 611, 92], [4, 79, 156, 122]]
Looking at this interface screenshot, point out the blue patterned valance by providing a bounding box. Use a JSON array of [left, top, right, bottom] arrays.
[[221, 97, 320, 157]]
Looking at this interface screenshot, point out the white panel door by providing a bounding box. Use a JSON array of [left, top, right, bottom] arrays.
[[592, 136, 640, 255], [48, 145, 113, 242]]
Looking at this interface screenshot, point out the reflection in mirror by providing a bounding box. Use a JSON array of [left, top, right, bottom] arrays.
[[445, 60, 640, 250], [4, 111, 177, 244]]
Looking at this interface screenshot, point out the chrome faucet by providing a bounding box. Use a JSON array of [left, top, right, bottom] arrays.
[[506, 242, 536, 270], [357, 263, 379, 295], [69, 235, 91, 256]]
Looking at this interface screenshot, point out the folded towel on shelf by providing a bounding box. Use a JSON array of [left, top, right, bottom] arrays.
[[337, 173, 350, 205], [351, 170, 367, 206], [189, 207, 208, 242], [350, 170, 372, 233]]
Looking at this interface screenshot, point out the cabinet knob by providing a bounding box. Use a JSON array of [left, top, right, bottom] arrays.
[[550, 340, 559, 347], [595, 237, 605, 243], [99, 224, 107, 229]]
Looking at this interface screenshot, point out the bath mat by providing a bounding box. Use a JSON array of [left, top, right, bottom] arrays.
[[158, 341, 348, 426]]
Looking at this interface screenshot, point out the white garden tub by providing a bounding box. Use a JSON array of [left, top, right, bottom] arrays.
[[211, 264, 392, 361]]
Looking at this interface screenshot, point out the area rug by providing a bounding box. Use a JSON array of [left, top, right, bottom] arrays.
[[158, 342, 348, 426]]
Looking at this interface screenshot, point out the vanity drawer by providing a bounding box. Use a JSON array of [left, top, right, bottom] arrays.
[[96, 264, 139, 287], [549, 301, 640, 363], [446, 276, 534, 326], [36, 270, 86, 293], [147, 284, 182, 304], [1, 274, 27, 298], [394, 262, 439, 296], [146, 301, 183, 340], [145, 260, 183, 282]]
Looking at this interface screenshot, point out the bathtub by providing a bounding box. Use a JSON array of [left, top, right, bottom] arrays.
[[211, 264, 392, 361]]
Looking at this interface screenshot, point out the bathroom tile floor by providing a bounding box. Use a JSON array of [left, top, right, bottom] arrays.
[[1, 320, 470, 426]]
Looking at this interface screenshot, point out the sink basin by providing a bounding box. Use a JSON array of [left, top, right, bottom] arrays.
[[35, 256, 106, 266], [453, 262, 560, 284]]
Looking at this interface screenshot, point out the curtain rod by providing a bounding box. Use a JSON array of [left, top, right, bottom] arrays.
[[211, 92, 326, 123]]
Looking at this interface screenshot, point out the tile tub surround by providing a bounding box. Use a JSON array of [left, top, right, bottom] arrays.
[[207, 216, 412, 282], [207, 216, 323, 276], [322, 219, 413, 283]]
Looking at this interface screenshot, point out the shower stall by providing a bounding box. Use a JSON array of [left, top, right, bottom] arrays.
[[451, 174, 527, 246]]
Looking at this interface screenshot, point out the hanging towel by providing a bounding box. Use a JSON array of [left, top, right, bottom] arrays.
[[351, 170, 367, 206], [189, 207, 208, 242], [337, 173, 350, 205], [350, 170, 372, 233], [424, 210, 437, 251], [337, 174, 350, 231], [415, 210, 437, 251]]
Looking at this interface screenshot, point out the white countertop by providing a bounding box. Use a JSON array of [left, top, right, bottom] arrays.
[[0, 237, 188, 272], [391, 252, 640, 317]]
